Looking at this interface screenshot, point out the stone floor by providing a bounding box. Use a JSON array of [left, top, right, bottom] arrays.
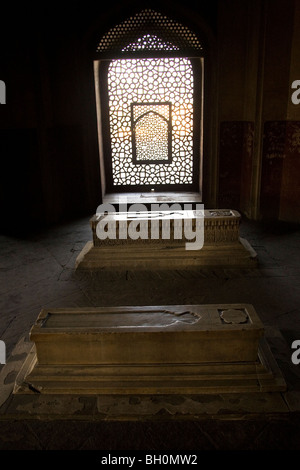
[[0, 214, 300, 452]]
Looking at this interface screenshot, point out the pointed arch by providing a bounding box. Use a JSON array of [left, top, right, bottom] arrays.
[[95, 9, 203, 58]]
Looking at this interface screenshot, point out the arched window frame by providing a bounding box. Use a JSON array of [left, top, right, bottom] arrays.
[[93, 9, 204, 196]]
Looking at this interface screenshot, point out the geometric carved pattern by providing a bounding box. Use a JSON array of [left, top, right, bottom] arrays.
[[123, 34, 179, 53], [108, 57, 194, 185], [96, 9, 203, 56]]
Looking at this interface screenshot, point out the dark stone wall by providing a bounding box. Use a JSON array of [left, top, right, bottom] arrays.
[[261, 121, 300, 221], [0, 4, 103, 233], [218, 122, 254, 212]]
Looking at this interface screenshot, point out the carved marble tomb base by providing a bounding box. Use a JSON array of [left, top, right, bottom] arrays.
[[75, 209, 257, 270], [14, 304, 286, 395]]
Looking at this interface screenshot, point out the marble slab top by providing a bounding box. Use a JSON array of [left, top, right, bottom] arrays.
[[31, 304, 264, 335]]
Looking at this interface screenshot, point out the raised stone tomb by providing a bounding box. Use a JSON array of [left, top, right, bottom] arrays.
[[76, 209, 257, 269], [14, 304, 286, 395]]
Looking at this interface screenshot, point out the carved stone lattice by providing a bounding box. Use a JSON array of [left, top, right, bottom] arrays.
[[123, 34, 179, 53], [96, 9, 203, 56], [108, 57, 194, 186]]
